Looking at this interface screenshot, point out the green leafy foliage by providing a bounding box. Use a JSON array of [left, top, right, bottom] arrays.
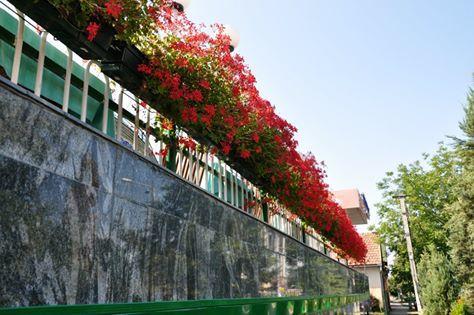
[[418, 245, 456, 315], [451, 298, 469, 315], [373, 144, 459, 295], [446, 88, 474, 312]]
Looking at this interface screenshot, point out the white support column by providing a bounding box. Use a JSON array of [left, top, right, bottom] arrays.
[[11, 10, 24, 84], [81, 61, 94, 122], [62, 49, 73, 112], [243, 179, 249, 211], [133, 98, 140, 151], [194, 149, 199, 184], [101, 76, 110, 133], [34, 31, 48, 96], [240, 175, 245, 210], [204, 152, 209, 191], [210, 155, 215, 195], [159, 141, 164, 166], [223, 163, 228, 202], [230, 168, 234, 206], [116, 87, 124, 141], [188, 148, 193, 182], [145, 105, 151, 156], [217, 158, 222, 198], [178, 147, 184, 176]]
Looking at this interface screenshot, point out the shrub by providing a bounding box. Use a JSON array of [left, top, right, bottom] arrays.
[[451, 298, 468, 315]]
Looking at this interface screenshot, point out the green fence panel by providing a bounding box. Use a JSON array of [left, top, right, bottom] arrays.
[[0, 9, 115, 137], [0, 294, 368, 315]]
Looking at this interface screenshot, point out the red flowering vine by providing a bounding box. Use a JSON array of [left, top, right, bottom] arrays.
[[48, 0, 367, 261]]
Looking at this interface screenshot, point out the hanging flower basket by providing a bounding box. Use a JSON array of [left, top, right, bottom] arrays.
[[101, 41, 146, 89], [9, 0, 115, 60]]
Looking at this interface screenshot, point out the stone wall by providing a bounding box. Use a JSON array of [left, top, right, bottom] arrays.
[[0, 79, 368, 307]]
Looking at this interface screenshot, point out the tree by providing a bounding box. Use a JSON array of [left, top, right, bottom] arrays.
[[418, 245, 456, 314], [446, 88, 474, 312], [373, 144, 459, 296]]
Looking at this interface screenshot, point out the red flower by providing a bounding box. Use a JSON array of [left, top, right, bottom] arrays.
[[181, 107, 198, 123], [200, 114, 212, 126], [159, 147, 168, 157], [226, 131, 235, 141], [199, 80, 211, 90], [251, 133, 259, 143], [179, 137, 196, 150], [174, 57, 189, 68], [138, 64, 152, 75], [204, 104, 216, 117], [105, 0, 123, 19], [86, 22, 100, 41], [240, 149, 251, 159], [187, 90, 203, 102], [220, 142, 231, 155]]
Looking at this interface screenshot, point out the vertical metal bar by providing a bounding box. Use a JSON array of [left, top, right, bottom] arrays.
[[230, 169, 235, 206], [194, 149, 199, 184], [234, 172, 238, 208], [204, 152, 209, 191], [223, 163, 228, 202], [233, 170, 237, 206], [243, 179, 248, 211], [159, 141, 164, 166], [11, 11, 24, 84], [34, 31, 48, 96], [210, 155, 215, 195], [62, 49, 73, 112], [101, 76, 110, 133], [178, 147, 184, 176], [81, 61, 93, 122], [240, 175, 244, 210], [116, 87, 124, 141], [188, 148, 193, 182], [145, 105, 151, 156], [133, 98, 139, 151], [217, 158, 222, 198]]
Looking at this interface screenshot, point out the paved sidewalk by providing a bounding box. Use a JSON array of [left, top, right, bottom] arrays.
[[389, 301, 418, 315]]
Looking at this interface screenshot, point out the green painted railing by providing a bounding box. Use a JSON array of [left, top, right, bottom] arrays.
[[0, 294, 369, 314], [0, 8, 116, 136]]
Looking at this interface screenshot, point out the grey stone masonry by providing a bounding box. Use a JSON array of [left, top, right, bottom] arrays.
[[0, 78, 368, 307]]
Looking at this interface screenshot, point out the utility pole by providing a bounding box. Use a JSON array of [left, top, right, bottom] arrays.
[[395, 194, 423, 314]]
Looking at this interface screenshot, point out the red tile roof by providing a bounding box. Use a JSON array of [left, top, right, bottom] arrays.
[[349, 232, 383, 266]]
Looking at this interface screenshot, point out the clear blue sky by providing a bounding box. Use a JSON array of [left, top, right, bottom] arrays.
[[187, 0, 474, 226]]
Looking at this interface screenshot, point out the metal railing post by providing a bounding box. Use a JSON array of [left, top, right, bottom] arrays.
[[81, 60, 94, 122], [116, 87, 124, 141], [11, 10, 25, 84], [145, 105, 151, 156], [210, 155, 215, 195], [101, 76, 110, 133], [217, 158, 222, 198], [34, 31, 48, 96], [62, 49, 73, 112], [204, 152, 209, 190], [178, 147, 184, 176], [133, 98, 140, 151], [230, 168, 235, 206], [194, 149, 199, 184]]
